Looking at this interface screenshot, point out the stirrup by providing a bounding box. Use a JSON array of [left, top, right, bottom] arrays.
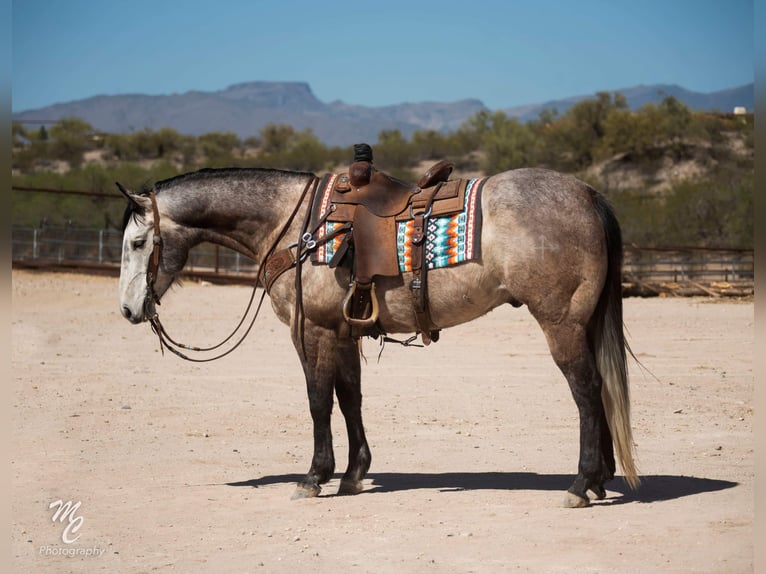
[[342, 281, 380, 328]]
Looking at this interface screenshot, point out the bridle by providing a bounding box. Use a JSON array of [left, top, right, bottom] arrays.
[[140, 176, 319, 362], [145, 190, 163, 307]]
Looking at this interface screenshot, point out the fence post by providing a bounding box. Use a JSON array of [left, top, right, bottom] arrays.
[[58, 228, 64, 264], [33, 228, 39, 260]]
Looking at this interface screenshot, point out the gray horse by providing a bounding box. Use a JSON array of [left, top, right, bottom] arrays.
[[117, 166, 639, 507]]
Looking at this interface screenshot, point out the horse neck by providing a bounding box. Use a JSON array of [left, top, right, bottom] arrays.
[[157, 169, 314, 262]]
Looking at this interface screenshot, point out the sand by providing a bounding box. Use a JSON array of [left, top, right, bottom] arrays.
[[10, 270, 754, 573]]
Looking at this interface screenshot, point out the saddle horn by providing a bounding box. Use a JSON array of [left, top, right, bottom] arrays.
[[349, 143, 374, 187]]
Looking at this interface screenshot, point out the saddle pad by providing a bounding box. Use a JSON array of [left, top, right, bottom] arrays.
[[312, 173, 341, 264], [311, 176, 486, 273], [397, 177, 485, 272]]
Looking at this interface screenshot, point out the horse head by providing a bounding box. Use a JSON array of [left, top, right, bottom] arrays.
[[117, 182, 183, 324]]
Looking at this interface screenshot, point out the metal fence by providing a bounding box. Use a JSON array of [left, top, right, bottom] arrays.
[[11, 225, 258, 277], [11, 225, 754, 285], [623, 247, 753, 283], [12, 226, 124, 265]]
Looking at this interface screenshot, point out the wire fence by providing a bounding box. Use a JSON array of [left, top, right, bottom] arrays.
[[11, 225, 754, 292]]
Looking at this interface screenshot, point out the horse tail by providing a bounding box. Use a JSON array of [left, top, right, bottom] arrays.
[[589, 190, 640, 489]]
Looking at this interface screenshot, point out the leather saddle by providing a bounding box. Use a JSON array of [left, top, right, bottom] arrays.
[[322, 143, 467, 344]]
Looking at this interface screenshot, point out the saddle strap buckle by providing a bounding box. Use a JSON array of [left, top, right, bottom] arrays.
[[301, 232, 317, 250], [409, 203, 433, 220], [341, 281, 380, 328]]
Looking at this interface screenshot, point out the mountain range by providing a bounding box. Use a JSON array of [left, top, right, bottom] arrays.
[[12, 81, 754, 147]]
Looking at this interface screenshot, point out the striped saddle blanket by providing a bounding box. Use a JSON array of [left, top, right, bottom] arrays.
[[311, 175, 486, 274]]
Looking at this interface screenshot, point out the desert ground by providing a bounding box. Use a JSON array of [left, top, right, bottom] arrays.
[[10, 270, 754, 573]]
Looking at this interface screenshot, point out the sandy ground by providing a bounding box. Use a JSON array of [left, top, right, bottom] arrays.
[[10, 270, 754, 573]]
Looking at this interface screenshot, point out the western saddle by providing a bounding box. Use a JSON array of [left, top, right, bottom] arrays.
[[263, 143, 471, 345]]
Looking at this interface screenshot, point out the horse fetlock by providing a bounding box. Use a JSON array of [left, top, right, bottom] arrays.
[[356, 445, 372, 476], [566, 472, 607, 506], [589, 484, 607, 500], [308, 460, 335, 485], [338, 478, 364, 496]]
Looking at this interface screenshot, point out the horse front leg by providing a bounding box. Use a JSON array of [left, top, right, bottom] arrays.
[[291, 323, 337, 499], [334, 337, 371, 495]]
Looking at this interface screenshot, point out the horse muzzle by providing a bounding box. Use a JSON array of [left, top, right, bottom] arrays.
[[121, 304, 145, 324], [120, 294, 155, 324]]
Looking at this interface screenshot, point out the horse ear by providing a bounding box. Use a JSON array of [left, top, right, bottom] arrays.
[[116, 181, 151, 211]]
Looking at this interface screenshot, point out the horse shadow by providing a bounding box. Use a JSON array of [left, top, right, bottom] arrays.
[[226, 471, 738, 504]]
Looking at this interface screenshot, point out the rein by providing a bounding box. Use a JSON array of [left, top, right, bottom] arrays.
[[145, 176, 318, 362]]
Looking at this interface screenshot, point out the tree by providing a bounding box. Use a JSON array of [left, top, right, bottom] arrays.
[[661, 171, 753, 247], [282, 130, 328, 172], [374, 130, 413, 178], [525, 109, 563, 168], [410, 129, 456, 161], [480, 112, 535, 173], [555, 92, 627, 169], [598, 108, 656, 159], [260, 124, 295, 154], [454, 109, 493, 153], [199, 131, 240, 165], [49, 117, 94, 169]]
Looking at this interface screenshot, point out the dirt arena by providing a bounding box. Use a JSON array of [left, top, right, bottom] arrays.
[[10, 270, 754, 573]]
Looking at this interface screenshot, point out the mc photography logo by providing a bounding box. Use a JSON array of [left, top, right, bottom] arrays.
[[39, 499, 105, 558]]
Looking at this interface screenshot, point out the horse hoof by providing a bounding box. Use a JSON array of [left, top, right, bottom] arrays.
[[291, 484, 321, 500], [562, 491, 590, 508], [338, 479, 363, 496]]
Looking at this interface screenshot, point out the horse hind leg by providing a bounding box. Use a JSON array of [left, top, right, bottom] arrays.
[[537, 319, 616, 508], [334, 337, 372, 495]]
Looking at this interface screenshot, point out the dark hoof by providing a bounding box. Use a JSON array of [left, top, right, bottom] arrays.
[[291, 484, 321, 499], [338, 478, 363, 496], [562, 491, 590, 508]]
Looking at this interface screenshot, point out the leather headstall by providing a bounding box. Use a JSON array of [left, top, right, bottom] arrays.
[[146, 190, 163, 306]]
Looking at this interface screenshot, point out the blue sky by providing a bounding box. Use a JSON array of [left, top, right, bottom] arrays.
[[12, 0, 753, 113]]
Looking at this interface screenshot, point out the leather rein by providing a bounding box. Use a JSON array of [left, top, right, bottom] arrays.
[[143, 176, 319, 362]]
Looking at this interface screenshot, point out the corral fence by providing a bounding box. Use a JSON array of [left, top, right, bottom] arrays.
[[622, 246, 752, 296], [11, 225, 753, 297], [623, 246, 752, 283], [11, 225, 258, 281]]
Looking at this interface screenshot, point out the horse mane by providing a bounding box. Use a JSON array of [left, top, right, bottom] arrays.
[[121, 167, 316, 231], [154, 167, 314, 193]]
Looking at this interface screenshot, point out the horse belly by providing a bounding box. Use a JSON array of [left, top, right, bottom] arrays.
[[373, 264, 510, 333]]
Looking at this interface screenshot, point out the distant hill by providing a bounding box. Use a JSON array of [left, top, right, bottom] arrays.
[[503, 83, 754, 122], [12, 81, 753, 147]]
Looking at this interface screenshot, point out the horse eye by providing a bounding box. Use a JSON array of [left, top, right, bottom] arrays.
[[132, 239, 146, 250]]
